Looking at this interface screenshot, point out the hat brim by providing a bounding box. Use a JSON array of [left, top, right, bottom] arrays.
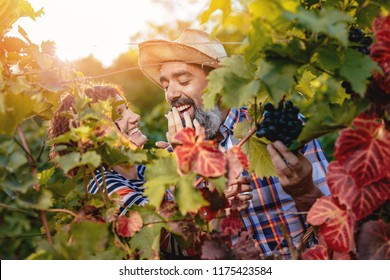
[[138, 40, 222, 88]]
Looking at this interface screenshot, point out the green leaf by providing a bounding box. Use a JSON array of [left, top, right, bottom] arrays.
[[233, 118, 253, 140], [0, 92, 36, 135], [55, 152, 80, 174], [176, 174, 208, 215], [144, 154, 180, 208], [16, 189, 52, 210], [285, 7, 352, 47], [339, 49, 380, 96], [80, 151, 101, 168], [130, 223, 164, 260], [37, 167, 55, 185], [314, 45, 341, 71], [296, 99, 369, 145], [209, 176, 228, 194], [204, 55, 258, 110], [69, 221, 109, 259], [224, 78, 261, 109], [7, 152, 28, 171], [257, 58, 298, 102], [244, 136, 276, 179], [295, 70, 316, 100], [355, 2, 382, 28]]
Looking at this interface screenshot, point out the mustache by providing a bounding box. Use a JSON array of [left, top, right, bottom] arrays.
[[170, 97, 196, 109]]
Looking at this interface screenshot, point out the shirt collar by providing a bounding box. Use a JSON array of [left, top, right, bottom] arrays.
[[219, 107, 250, 147]]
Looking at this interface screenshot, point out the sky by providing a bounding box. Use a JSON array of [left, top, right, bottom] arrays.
[[10, 0, 209, 67]]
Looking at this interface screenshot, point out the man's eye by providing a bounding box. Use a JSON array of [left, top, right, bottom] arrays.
[[180, 80, 189, 86]]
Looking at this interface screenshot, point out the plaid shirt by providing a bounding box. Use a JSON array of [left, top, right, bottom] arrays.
[[221, 107, 330, 259]]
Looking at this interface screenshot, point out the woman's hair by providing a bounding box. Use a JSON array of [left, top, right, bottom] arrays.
[[48, 82, 126, 176]]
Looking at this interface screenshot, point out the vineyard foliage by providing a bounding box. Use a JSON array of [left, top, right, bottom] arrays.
[[1, 0, 389, 259]]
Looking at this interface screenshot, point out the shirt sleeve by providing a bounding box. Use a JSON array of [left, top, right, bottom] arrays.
[[87, 166, 148, 216]]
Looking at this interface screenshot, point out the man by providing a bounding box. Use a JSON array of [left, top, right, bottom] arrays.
[[138, 29, 329, 259]]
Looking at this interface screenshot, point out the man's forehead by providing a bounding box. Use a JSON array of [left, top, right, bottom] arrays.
[[159, 62, 199, 77]]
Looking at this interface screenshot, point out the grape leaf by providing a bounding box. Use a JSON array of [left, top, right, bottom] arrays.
[[144, 154, 180, 208], [55, 151, 101, 174], [231, 231, 262, 260], [174, 128, 226, 178], [220, 213, 243, 236], [357, 220, 390, 260], [130, 223, 164, 260], [37, 167, 55, 185], [295, 70, 316, 100], [226, 145, 249, 183], [257, 58, 298, 103], [0, 92, 36, 135], [335, 115, 390, 185], [204, 56, 261, 110], [158, 200, 199, 239], [327, 161, 390, 220], [297, 99, 368, 146], [339, 49, 380, 96], [16, 189, 52, 210], [307, 196, 355, 252], [314, 45, 341, 71], [115, 211, 143, 238], [244, 136, 276, 178], [285, 7, 352, 47], [201, 239, 233, 260], [176, 174, 208, 215], [301, 245, 328, 260]]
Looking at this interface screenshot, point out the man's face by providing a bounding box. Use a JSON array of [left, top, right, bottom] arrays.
[[160, 62, 208, 119], [159, 62, 222, 139]]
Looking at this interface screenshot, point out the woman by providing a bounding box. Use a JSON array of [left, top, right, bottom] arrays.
[[48, 82, 148, 216]]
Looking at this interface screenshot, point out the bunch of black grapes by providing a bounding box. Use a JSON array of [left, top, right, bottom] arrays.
[[256, 100, 303, 147], [341, 27, 373, 94], [348, 26, 373, 55]]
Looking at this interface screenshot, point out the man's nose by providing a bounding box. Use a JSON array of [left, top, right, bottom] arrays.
[[166, 84, 182, 102]]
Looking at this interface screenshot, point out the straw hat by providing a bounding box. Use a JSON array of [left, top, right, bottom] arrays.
[[138, 29, 227, 88]]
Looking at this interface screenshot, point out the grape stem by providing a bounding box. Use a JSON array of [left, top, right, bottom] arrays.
[[237, 127, 257, 148]]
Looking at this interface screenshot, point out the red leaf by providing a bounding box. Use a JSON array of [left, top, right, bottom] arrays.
[[332, 251, 351, 260], [226, 146, 249, 183], [334, 115, 390, 185], [193, 142, 225, 177], [358, 220, 390, 260], [307, 197, 355, 252], [201, 239, 233, 260], [174, 126, 196, 144], [231, 231, 262, 260], [301, 245, 329, 260], [115, 211, 143, 238], [327, 161, 390, 219], [220, 212, 243, 236], [174, 128, 226, 177]]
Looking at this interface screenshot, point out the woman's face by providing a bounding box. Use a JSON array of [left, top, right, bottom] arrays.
[[114, 96, 147, 147]]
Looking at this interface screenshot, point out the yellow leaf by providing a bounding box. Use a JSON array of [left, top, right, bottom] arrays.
[[295, 70, 316, 101], [245, 136, 277, 178]]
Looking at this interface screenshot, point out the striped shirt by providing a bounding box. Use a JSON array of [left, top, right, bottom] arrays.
[[222, 107, 330, 259], [88, 165, 148, 216]]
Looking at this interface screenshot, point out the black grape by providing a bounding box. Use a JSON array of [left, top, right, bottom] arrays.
[[257, 101, 303, 147]]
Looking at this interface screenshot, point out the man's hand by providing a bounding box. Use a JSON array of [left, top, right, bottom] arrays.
[[167, 107, 201, 142], [267, 141, 323, 211], [224, 175, 253, 213]]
